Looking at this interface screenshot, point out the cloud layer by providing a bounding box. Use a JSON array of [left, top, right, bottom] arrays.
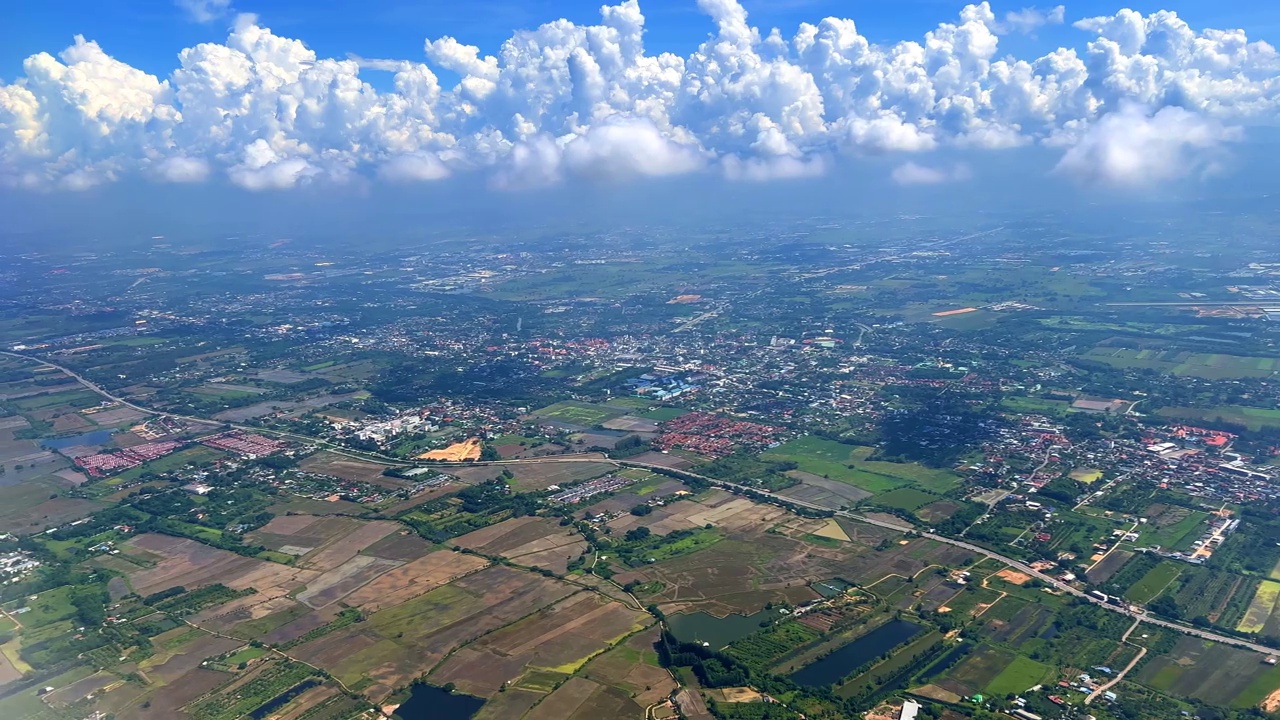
[[0, 1, 1276, 191]]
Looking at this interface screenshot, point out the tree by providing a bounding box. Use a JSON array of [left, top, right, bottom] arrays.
[[625, 527, 651, 542], [630, 504, 653, 517]]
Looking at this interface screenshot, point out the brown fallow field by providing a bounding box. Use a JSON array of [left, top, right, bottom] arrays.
[[428, 592, 649, 696], [287, 566, 577, 702]]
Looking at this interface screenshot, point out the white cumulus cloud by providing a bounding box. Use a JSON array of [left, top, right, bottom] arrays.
[[0, 1, 1277, 190], [1053, 103, 1240, 186]]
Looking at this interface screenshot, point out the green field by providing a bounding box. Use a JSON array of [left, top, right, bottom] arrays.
[[873, 487, 939, 512], [1142, 511, 1208, 549], [636, 407, 689, 421], [1156, 405, 1280, 432], [1236, 580, 1280, 634], [1124, 561, 1184, 605], [1084, 347, 1277, 379], [13, 390, 101, 411], [985, 655, 1051, 695], [760, 437, 959, 496], [532, 401, 626, 426], [1001, 396, 1072, 415]]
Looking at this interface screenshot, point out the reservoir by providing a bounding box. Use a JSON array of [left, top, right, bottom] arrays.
[[666, 608, 784, 650], [790, 619, 926, 688], [41, 429, 114, 450], [393, 683, 484, 720]]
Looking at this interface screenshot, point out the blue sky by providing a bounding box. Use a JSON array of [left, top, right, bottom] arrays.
[[4, 0, 1278, 83], [2, 0, 1279, 200]]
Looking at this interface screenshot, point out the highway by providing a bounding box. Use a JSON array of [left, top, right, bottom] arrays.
[[8, 351, 1279, 656], [432, 454, 1280, 656]]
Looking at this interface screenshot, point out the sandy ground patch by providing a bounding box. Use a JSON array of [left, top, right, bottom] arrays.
[[811, 518, 851, 542], [298, 519, 401, 571], [418, 437, 482, 461], [296, 555, 402, 608], [995, 568, 1032, 585], [1263, 688, 1280, 712], [342, 551, 490, 612]]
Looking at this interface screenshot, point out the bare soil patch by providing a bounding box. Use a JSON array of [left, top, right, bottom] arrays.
[[342, 550, 489, 612]]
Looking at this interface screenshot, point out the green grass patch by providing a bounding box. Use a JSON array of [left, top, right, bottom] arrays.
[[1156, 405, 1280, 432], [762, 436, 960, 495], [873, 487, 939, 512], [1142, 511, 1208, 549], [531, 401, 627, 426], [985, 655, 1051, 696], [1124, 561, 1184, 605], [636, 407, 689, 421]]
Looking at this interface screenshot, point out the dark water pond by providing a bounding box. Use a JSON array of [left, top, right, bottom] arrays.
[[393, 684, 485, 720], [41, 429, 114, 450], [250, 679, 320, 720], [666, 608, 783, 650], [790, 619, 926, 687]]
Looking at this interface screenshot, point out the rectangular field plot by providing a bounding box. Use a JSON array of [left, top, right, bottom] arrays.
[[1237, 580, 1280, 635], [428, 593, 649, 697], [1124, 561, 1184, 605], [1137, 636, 1280, 707], [531, 401, 628, 427], [290, 566, 577, 702], [761, 436, 960, 495]]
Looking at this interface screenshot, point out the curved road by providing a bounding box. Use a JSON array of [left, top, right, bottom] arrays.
[[9, 351, 1279, 656]]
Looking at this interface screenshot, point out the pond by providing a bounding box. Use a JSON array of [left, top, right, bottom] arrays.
[[666, 608, 785, 650], [41, 429, 114, 450], [790, 619, 926, 688], [250, 679, 320, 720], [393, 683, 484, 720]]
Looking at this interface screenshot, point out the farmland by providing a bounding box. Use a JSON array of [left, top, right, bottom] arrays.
[[760, 437, 960, 496], [532, 401, 627, 427], [1082, 346, 1279, 379]]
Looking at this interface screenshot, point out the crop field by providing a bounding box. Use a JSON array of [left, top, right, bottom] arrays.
[[1160, 566, 1253, 625], [341, 549, 490, 612], [1236, 580, 1280, 634], [574, 628, 675, 708], [295, 555, 402, 609], [449, 460, 614, 491], [532, 401, 627, 427], [936, 645, 1016, 698], [358, 529, 434, 561], [984, 655, 1051, 695], [454, 516, 588, 573], [187, 657, 318, 720], [428, 592, 649, 696], [1085, 550, 1134, 585], [297, 451, 406, 488], [119, 534, 314, 598], [0, 475, 100, 535], [291, 565, 576, 702], [1124, 561, 1184, 605], [1140, 509, 1209, 549], [622, 534, 822, 615], [1083, 346, 1278, 379], [874, 487, 941, 512], [777, 472, 873, 509], [1156, 405, 1280, 431], [761, 437, 959, 495], [1137, 636, 1280, 707], [600, 415, 662, 432]]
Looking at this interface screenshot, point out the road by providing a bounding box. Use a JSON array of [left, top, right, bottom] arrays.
[[434, 455, 1280, 656], [1085, 617, 1146, 705], [10, 351, 1279, 657], [0, 351, 412, 467]]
